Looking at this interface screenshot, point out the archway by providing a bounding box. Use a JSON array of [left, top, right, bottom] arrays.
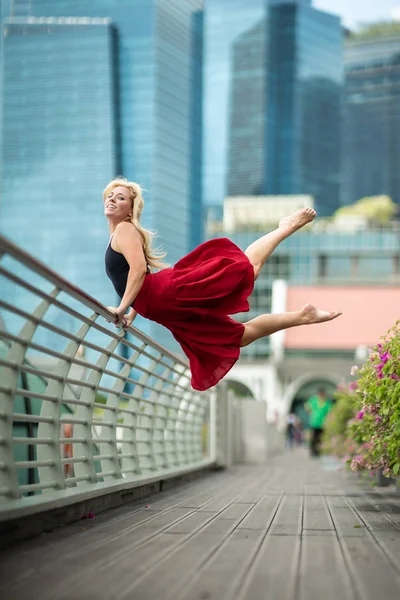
[[225, 378, 256, 399], [283, 373, 340, 425]]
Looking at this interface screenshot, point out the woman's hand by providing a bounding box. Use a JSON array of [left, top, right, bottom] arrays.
[[106, 306, 127, 328], [124, 309, 138, 329]]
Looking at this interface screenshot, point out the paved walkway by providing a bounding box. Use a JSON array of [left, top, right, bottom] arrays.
[[1, 450, 400, 600]]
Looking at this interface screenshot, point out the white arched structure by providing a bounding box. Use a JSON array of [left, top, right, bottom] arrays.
[[227, 360, 351, 430], [282, 372, 341, 415]]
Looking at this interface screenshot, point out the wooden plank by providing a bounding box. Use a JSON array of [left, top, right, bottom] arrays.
[[239, 534, 300, 600], [298, 535, 355, 600], [269, 495, 301, 535], [177, 529, 264, 600], [237, 496, 281, 531], [328, 504, 368, 538], [341, 537, 400, 600]]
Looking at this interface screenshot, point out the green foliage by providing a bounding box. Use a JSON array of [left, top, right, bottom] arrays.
[[347, 321, 400, 477], [334, 195, 397, 224], [349, 21, 400, 40], [321, 388, 357, 457]]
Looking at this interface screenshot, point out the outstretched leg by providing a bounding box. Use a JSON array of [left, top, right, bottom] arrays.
[[240, 304, 341, 347], [245, 208, 316, 279]]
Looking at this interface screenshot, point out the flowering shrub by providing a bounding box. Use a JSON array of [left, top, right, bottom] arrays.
[[347, 321, 400, 477], [321, 387, 356, 458]]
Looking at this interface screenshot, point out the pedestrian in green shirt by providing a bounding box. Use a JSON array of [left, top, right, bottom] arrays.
[[305, 389, 332, 457]]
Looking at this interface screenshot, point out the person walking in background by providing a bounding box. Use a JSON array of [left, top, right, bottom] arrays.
[[286, 412, 296, 449], [305, 389, 332, 457]]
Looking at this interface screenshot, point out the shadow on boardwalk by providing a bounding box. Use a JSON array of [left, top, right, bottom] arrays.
[[1, 450, 400, 600]]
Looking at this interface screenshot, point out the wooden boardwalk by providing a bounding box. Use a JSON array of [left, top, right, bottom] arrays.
[[1, 450, 400, 600]]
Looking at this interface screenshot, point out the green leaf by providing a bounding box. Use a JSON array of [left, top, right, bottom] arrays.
[[393, 463, 400, 475]]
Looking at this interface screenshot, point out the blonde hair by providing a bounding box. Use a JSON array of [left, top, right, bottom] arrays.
[[103, 177, 168, 271]]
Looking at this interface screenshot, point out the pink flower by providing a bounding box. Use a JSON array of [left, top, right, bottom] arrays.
[[349, 381, 358, 391], [375, 416, 381, 424], [356, 410, 364, 420], [350, 365, 359, 376]]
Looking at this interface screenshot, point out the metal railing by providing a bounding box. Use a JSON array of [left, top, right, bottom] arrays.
[[0, 235, 215, 521]]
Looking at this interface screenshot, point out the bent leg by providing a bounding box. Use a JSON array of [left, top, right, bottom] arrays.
[[240, 304, 341, 347], [245, 208, 316, 280]]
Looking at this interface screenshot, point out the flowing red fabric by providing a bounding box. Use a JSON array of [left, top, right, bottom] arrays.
[[134, 238, 254, 391]]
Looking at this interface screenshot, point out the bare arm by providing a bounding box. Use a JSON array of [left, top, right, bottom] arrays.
[[106, 223, 147, 325]]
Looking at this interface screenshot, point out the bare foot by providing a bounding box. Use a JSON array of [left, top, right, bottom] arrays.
[[279, 208, 316, 233], [300, 303, 342, 324]]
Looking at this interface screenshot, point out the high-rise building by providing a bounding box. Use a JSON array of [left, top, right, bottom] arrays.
[[203, 0, 264, 207], [204, 0, 342, 215], [1, 18, 117, 341], [342, 24, 400, 208], [226, 0, 342, 215], [0, 1, 203, 351]]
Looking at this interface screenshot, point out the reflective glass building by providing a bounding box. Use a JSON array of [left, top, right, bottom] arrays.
[[1, 19, 117, 331], [203, 0, 264, 206], [342, 32, 400, 208], [205, 0, 342, 216], [0, 1, 203, 352]]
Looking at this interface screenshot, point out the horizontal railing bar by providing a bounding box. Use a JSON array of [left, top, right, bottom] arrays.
[[59, 417, 89, 426], [96, 470, 119, 479], [19, 481, 57, 493], [65, 475, 91, 486], [0, 385, 59, 403], [13, 413, 55, 424], [15, 459, 55, 469], [0, 356, 192, 401], [121, 468, 140, 474], [13, 437, 54, 445], [92, 454, 113, 461], [60, 457, 88, 465], [0, 234, 189, 366], [59, 437, 87, 444]]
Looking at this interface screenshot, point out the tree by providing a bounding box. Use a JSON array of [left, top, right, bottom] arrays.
[[334, 195, 398, 224]]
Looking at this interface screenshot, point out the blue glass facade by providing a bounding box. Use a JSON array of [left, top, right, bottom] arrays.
[[227, 19, 267, 195], [1, 20, 117, 324], [1, 1, 204, 352], [266, 3, 342, 215], [342, 34, 400, 208], [205, 0, 342, 215], [203, 0, 264, 206]]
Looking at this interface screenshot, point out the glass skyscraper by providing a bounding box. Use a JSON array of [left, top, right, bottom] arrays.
[[342, 30, 400, 208], [0, 1, 203, 352], [203, 0, 264, 207], [205, 0, 342, 215], [1, 19, 117, 317]]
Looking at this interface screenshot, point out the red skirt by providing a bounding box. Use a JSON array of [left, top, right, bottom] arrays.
[[134, 238, 254, 391]]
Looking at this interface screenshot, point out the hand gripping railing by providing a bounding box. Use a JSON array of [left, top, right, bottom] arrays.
[[0, 234, 215, 521]]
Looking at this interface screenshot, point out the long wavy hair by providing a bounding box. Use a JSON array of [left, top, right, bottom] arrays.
[[103, 177, 167, 271]]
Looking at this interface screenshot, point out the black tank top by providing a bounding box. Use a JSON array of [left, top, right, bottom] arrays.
[[105, 242, 150, 300]]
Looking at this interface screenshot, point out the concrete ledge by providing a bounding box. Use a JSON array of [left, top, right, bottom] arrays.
[[0, 463, 217, 549]]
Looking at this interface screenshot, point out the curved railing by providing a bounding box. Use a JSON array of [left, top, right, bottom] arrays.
[[0, 235, 215, 521]]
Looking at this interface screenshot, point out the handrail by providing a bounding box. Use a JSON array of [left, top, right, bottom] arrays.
[[0, 234, 215, 521]]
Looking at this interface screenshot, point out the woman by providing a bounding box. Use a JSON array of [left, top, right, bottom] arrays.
[[104, 177, 341, 391]]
